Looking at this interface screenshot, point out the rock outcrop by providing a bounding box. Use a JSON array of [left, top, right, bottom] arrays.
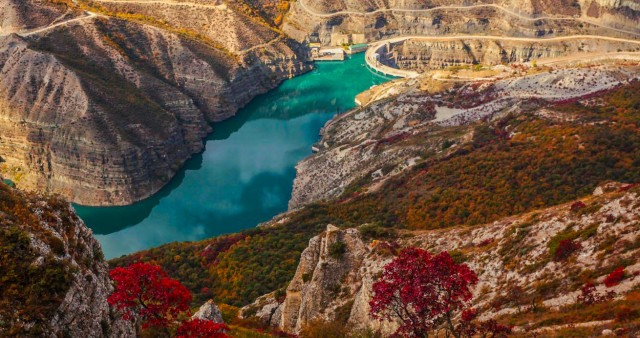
[[387, 38, 640, 71], [0, 181, 134, 337], [0, 0, 311, 206], [192, 300, 224, 324], [243, 224, 391, 334], [248, 184, 640, 334]]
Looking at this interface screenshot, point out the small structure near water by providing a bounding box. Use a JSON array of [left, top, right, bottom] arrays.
[[347, 43, 368, 54], [313, 47, 345, 61]]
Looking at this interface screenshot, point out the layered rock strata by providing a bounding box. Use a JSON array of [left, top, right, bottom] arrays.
[[283, 0, 640, 44], [0, 0, 310, 205]]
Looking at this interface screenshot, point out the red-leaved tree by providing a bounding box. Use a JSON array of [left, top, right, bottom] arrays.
[[369, 248, 478, 337], [108, 263, 229, 337], [108, 263, 191, 329]]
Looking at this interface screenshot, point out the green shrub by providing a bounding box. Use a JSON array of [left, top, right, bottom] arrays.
[[358, 224, 396, 240], [328, 241, 346, 259], [448, 250, 467, 264]]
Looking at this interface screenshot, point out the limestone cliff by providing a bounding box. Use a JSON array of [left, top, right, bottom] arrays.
[[283, 0, 640, 45], [388, 38, 640, 71], [0, 0, 311, 206], [247, 184, 640, 334], [0, 181, 134, 336]]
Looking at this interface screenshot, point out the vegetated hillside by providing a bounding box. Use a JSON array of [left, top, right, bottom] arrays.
[[283, 0, 640, 44], [0, 0, 310, 206], [0, 181, 133, 337], [244, 183, 640, 336], [111, 77, 640, 310], [289, 64, 640, 210]]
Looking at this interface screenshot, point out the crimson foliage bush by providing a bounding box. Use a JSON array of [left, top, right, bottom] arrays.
[[553, 239, 582, 261], [604, 267, 625, 287]]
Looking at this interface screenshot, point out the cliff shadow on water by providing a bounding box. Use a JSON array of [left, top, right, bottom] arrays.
[[74, 53, 392, 259]]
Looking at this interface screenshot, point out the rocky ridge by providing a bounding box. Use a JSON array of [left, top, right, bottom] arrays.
[[283, 0, 640, 45], [247, 183, 640, 335]]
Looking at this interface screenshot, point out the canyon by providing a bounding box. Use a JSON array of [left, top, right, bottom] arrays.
[[0, 0, 310, 206], [2, 0, 640, 336], [2, 0, 639, 207]]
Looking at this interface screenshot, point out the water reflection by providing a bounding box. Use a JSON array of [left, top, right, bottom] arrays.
[[76, 54, 391, 259]]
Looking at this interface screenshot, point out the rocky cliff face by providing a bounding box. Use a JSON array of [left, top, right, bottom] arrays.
[[0, 0, 311, 206], [283, 0, 640, 45], [0, 181, 134, 336], [388, 38, 640, 71], [247, 184, 640, 334]]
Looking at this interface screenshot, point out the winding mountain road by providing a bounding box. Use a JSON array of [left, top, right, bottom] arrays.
[[0, 11, 100, 38], [90, 0, 227, 10], [296, 1, 640, 38], [21, 12, 99, 37]]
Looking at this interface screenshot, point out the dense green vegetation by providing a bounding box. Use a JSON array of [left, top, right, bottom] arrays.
[[112, 81, 640, 308], [111, 205, 338, 306]]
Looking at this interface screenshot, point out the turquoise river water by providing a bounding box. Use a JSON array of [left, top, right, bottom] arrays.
[[75, 53, 392, 259]]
